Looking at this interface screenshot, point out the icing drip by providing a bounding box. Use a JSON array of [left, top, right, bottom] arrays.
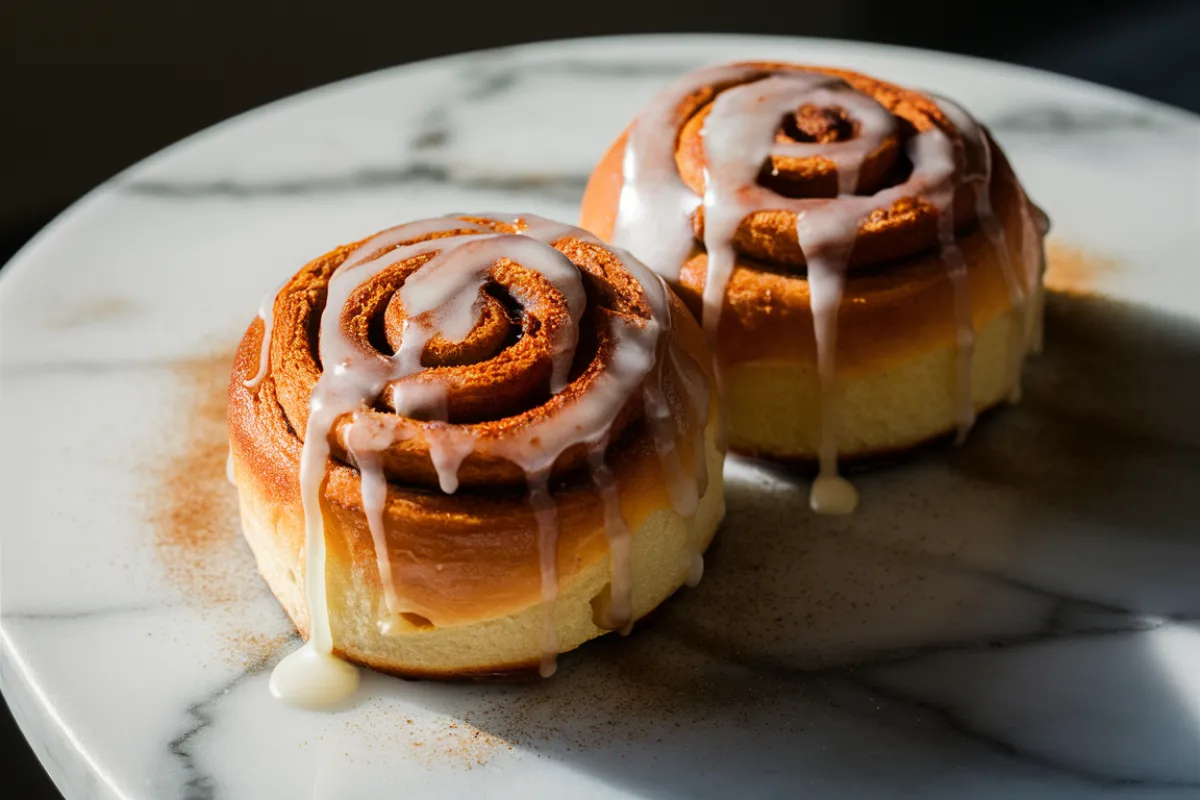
[[424, 424, 477, 495], [810, 473, 859, 516], [245, 214, 703, 706], [611, 67, 748, 279], [806, 251, 854, 514], [642, 341, 709, 577], [615, 65, 1033, 513], [941, 227, 976, 443], [667, 346, 713, 501], [936, 96, 1027, 404], [927, 158, 976, 444], [685, 551, 705, 588], [245, 279, 287, 390], [527, 472, 560, 677], [643, 377, 699, 518], [268, 639, 360, 709], [345, 415, 410, 624], [1022, 201, 1050, 354], [588, 441, 634, 634]]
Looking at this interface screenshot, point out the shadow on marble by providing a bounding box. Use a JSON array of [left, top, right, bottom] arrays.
[[359, 291, 1200, 795], [161, 291, 1200, 797]]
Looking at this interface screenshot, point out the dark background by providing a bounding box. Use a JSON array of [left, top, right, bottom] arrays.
[[2, 1, 1197, 796]]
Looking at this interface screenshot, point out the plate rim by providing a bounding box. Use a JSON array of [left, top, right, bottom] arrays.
[[2, 31, 1199, 800]]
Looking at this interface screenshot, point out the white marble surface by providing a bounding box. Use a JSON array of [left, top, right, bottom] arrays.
[[3, 34, 1200, 800]]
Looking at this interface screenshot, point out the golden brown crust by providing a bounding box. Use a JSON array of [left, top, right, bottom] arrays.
[[232, 430, 725, 677], [227, 217, 724, 664], [578, 61, 1046, 459], [261, 219, 676, 490], [656, 62, 983, 271], [688, 145, 1028, 375], [582, 121, 1033, 374]]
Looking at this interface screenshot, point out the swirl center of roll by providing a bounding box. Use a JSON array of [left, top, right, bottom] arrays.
[[383, 284, 514, 369], [357, 234, 586, 426], [782, 104, 856, 144], [258, 215, 685, 492]]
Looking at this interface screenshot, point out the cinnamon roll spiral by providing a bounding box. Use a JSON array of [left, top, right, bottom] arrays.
[[228, 215, 723, 703], [580, 62, 1048, 514]]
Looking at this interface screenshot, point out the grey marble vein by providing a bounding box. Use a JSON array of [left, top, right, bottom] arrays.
[[116, 54, 707, 204], [849, 659, 1199, 791], [456, 53, 704, 83], [166, 638, 296, 800], [7, 36, 1200, 800], [1, 603, 176, 622], [669, 605, 1195, 789], [119, 165, 589, 202], [987, 104, 1192, 134]]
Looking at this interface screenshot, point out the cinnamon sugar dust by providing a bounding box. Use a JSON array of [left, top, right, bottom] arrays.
[[1044, 241, 1118, 295], [145, 349, 280, 660]]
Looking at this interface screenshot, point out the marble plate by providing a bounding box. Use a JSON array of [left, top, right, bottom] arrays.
[[3, 34, 1200, 800]]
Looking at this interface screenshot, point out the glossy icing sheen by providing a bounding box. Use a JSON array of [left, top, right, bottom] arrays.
[[5, 37, 1198, 799], [248, 215, 708, 705], [613, 64, 1047, 513]]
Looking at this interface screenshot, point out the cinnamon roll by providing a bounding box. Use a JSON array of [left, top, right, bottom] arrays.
[[580, 62, 1048, 514], [228, 215, 723, 706]]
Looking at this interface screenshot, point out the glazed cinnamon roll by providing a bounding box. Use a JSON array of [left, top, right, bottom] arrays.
[[228, 215, 722, 705], [580, 63, 1048, 514]]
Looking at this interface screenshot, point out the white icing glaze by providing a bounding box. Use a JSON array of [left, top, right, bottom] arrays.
[[810, 474, 859, 516], [926, 148, 977, 444], [611, 66, 759, 279], [269, 641, 360, 709], [643, 376, 699, 518], [685, 551, 705, 588], [423, 424, 477, 495], [344, 415, 410, 622], [615, 65, 1041, 511], [390, 233, 586, 402], [588, 441, 634, 633], [527, 473, 560, 678], [698, 74, 898, 338], [667, 345, 713, 507], [244, 278, 287, 390], [246, 214, 707, 704], [936, 96, 1027, 404], [1021, 200, 1050, 355]]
